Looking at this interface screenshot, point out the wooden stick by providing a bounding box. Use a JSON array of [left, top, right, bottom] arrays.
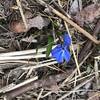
[[64, 21, 81, 75], [1, 73, 70, 99], [78, 20, 100, 63], [58, 77, 94, 100], [49, 6, 100, 44], [37, 0, 100, 44], [16, 0, 28, 29], [94, 59, 99, 89]]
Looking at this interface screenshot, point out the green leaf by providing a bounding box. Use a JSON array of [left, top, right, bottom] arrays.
[[46, 36, 54, 57]]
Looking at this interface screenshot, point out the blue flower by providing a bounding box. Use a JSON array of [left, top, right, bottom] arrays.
[[51, 33, 71, 63]]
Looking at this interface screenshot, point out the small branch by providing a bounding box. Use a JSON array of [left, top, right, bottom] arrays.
[[37, 0, 100, 44], [94, 58, 99, 89], [37, 88, 44, 100], [49, 6, 100, 44], [58, 77, 94, 100], [78, 20, 100, 63], [64, 21, 81, 75], [0, 54, 46, 61], [1, 73, 71, 99], [52, 1, 71, 18], [0, 48, 46, 57], [16, 0, 28, 30]]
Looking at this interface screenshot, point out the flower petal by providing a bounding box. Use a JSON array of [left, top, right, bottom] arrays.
[[51, 45, 64, 63], [55, 51, 64, 63], [51, 44, 62, 56], [63, 33, 71, 47], [63, 48, 71, 62]]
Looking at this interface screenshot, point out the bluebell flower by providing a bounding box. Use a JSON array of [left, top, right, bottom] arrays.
[[51, 33, 71, 63]]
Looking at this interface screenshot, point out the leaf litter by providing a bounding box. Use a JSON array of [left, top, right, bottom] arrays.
[[0, 0, 100, 100]]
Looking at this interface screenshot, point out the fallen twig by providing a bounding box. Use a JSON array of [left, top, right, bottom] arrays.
[[78, 20, 100, 63], [37, 0, 100, 44], [1, 73, 71, 99], [0, 47, 46, 57], [49, 6, 100, 44], [16, 0, 28, 30], [58, 76, 94, 100], [64, 21, 81, 75]]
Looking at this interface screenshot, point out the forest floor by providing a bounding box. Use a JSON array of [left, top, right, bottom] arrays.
[[0, 0, 100, 100]]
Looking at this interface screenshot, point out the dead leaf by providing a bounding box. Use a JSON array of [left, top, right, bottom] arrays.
[[27, 15, 50, 30], [43, 77, 60, 93], [74, 4, 100, 26], [50, 84, 59, 93], [9, 15, 50, 33], [9, 20, 27, 33], [69, 0, 82, 15]]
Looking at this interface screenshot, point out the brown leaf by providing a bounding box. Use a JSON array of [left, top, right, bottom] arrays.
[[69, 0, 82, 15], [74, 4, 100, 26], [27, 15, 50, 30], [9, 15, 50, 33], [9, 20, 27, 33]]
